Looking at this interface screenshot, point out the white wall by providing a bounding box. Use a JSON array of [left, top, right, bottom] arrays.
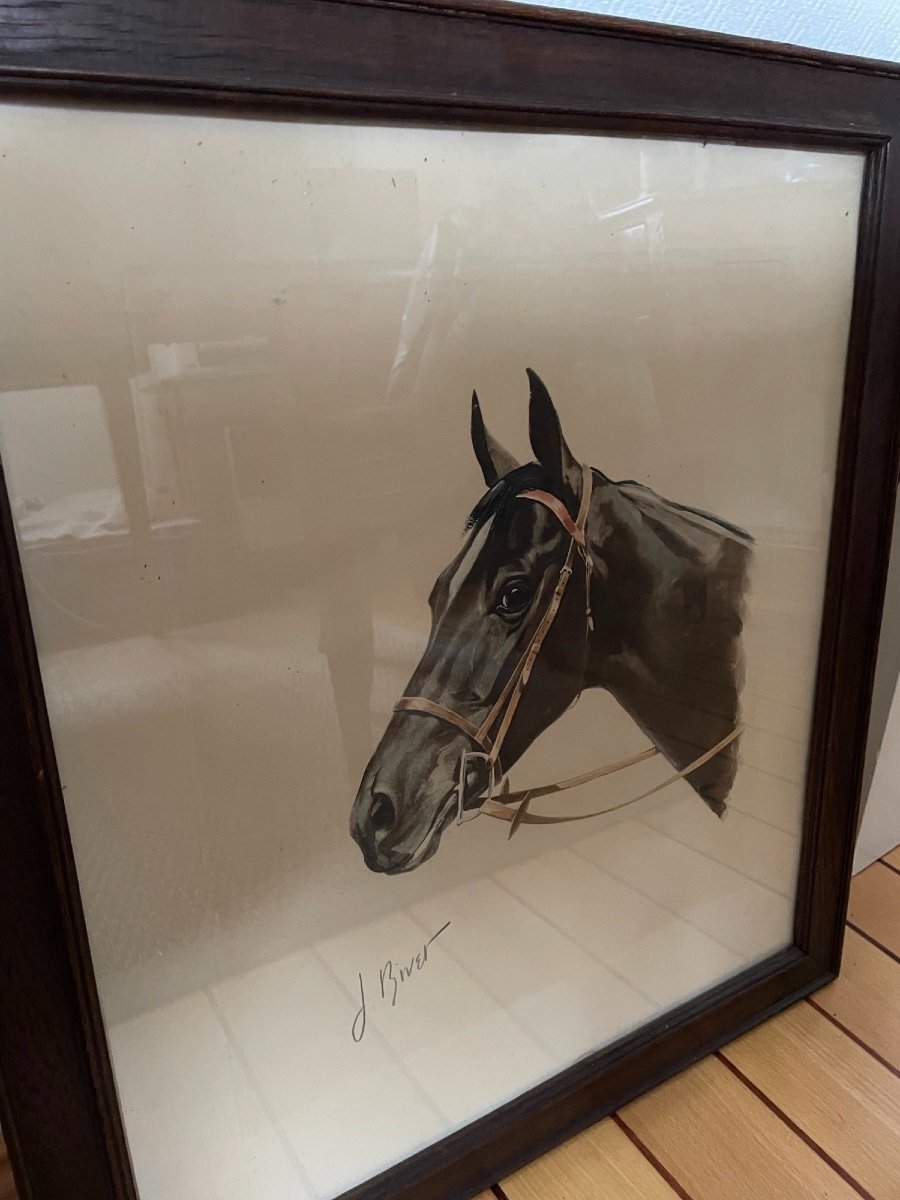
[[855, 676, 900, 871], [514, 0, 900, 866], [515, 0, 900, 61]]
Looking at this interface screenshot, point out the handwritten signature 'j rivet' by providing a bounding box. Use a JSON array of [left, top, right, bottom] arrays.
[[351, 921, 451, 1043]]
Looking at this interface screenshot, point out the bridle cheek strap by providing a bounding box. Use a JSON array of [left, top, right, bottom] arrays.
[[394, 464, 593, 803]]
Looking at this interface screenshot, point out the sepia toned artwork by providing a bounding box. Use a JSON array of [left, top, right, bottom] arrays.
[[0, 98, 865, 1200], [352, 369, 751, 873]]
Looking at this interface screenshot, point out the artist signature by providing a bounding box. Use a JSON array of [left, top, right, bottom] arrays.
[[351, 921, 451, 1043]]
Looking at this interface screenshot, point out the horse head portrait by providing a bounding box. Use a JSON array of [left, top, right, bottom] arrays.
[[350, 370, 752, 874]]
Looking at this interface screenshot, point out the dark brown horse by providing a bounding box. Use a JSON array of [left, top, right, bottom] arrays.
[[351, 370, 752, 874]]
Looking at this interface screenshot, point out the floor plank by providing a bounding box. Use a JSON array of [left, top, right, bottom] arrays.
[[0, 1138, 16, 1200], [501, 1117, 679, 1200], [573, 820, 793, 958], [621, 1054, 860, 1200], [722, 999, 900, 1198], [816, 925, 900, 1069], [641, 794, 799, 895], [848, 862, 900, 957], [410, 877, 653, 1067], [497, 848, 743, 1010], [884, 845, 900, 872]]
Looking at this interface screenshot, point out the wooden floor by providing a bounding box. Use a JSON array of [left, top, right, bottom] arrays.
[[0, 1140, 14, 1200], [1, 854, 898, 1200]]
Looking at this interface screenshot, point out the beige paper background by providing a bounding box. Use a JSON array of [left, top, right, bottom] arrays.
[[0, 105, 862, 1198]]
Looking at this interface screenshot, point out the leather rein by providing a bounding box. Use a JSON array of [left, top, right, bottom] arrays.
[[394, 465, 743, 839]]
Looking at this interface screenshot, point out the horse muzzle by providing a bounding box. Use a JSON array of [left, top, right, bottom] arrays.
[[350, 728, 493, 873]]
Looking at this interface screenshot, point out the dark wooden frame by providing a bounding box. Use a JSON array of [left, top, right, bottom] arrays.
[[1, 2, 898, 1198]]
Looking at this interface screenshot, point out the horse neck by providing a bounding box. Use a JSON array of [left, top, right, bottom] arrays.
[[581, 480, 749, 792]]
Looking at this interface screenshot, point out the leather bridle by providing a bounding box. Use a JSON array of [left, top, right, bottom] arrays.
[[395, 464, 743, 839]]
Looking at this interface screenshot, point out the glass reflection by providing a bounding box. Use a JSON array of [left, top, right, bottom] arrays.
[[0, 106, 864, 1200]]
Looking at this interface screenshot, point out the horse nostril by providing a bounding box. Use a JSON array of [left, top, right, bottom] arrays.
[[369, 791, 396, 839]]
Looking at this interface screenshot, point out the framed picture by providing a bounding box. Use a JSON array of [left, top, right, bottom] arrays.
[[0, 3, 898, 1199]]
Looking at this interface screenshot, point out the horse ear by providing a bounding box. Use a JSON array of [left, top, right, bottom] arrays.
[[471, 390, 519, 485], [527, 369, 580, 508]]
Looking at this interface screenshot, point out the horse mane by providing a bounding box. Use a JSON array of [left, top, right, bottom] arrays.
[[464, 464, 754, 552], [613, 478, 754, 546], [463, 463, 545, 534]]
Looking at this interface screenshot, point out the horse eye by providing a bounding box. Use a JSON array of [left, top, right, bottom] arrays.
[[496, 581, 534, 617]]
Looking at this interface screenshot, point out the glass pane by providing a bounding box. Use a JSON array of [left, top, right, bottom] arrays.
[[0, 103, 863, 1199]]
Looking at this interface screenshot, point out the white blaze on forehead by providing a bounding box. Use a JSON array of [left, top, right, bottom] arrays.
[[445, 514, 495, 609]]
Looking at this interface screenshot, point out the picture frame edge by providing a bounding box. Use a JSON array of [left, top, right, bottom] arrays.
[[0, 4, 898, 1199]]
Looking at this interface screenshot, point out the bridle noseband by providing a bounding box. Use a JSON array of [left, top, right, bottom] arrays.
[[395, 465, 742, 838]]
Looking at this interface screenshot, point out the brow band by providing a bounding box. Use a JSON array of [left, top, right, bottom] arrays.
[[517, 489, 585, 545]]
